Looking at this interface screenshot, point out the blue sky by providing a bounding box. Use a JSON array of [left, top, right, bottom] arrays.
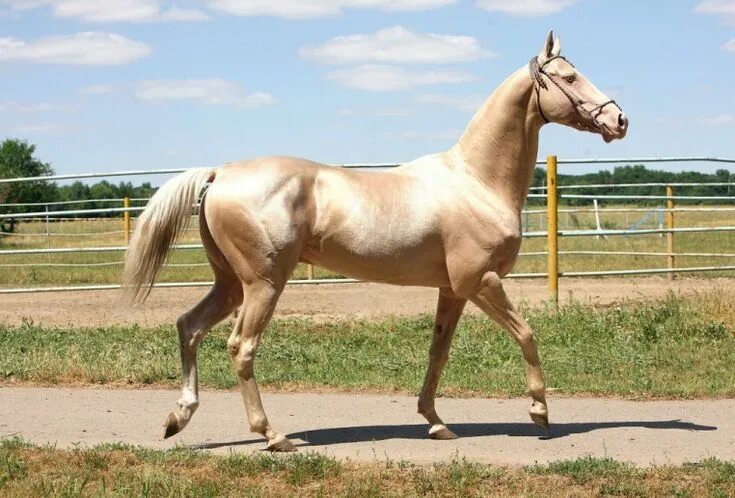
[[1, 0, 734, 179]]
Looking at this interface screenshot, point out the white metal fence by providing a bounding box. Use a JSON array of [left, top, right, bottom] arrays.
[[1, 157, 734, 295]]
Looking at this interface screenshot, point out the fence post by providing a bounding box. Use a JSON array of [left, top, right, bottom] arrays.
[[307, 264, 315, 280], [45, 204, 51, 262], [666, 185, 675, 281], [123, 197, 131, 245], [593, 199, 606, 240], [547, 155, 559, 305]]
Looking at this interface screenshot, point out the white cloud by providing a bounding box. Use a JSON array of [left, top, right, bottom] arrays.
[[300, 26, 493, 65], [0, 102, 72, 112], [415, 93, 485, 112], [205, 0, 457, 19], [135, 79, 277, 108], [476, 0, 580, 16], [0, 0, 209, 22], [0, 0, 45, 10], [78, 84, 117, 95], [328, 64, 474, 91], [697, 113, 734, 126], [154, 6, 209, 21], [694, 1, 735, 25], [724, 38, 735, 52], [0, 32, 151, 65]]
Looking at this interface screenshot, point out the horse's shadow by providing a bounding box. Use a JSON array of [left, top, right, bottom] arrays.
[[192, 419, 717, 450]]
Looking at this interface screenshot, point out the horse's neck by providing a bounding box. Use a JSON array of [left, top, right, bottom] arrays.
[[452, 67, 543, 213]]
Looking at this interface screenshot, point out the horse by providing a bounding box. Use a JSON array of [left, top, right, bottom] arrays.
[[123, 31, 628, 451]]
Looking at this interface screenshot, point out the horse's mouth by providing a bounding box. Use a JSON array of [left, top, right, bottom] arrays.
[[571, 120, 624, 143]]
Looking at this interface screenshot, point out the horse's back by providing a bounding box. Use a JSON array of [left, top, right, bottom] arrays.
[[204, 155, 451, 287]]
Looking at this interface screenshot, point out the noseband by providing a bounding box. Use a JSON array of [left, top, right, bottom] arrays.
[[529, 55, 620, 133]]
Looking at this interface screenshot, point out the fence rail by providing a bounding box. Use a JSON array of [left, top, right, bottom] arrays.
[[1, 156, 734, 298]]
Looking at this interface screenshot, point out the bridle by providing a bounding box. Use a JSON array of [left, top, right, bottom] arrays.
[[529, 55, 620, 134]]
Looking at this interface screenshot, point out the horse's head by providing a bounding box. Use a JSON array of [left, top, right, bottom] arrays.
[[531, 31, 628, 143]]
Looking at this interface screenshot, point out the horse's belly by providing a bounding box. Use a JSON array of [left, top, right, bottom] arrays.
[[302, 232, 450, 287]]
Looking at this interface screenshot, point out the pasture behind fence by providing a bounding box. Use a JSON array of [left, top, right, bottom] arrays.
[[1, 156, 734, 299]]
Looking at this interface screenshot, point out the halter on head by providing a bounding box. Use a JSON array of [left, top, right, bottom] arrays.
[[529, 55, 620, 134]]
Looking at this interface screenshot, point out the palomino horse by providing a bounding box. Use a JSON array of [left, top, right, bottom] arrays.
[[123, 32, 628, 451]]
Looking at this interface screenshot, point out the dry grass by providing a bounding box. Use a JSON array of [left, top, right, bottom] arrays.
[[1, 438, 734, 497]]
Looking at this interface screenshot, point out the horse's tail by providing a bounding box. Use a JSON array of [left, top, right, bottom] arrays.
[[122, 167, 217, 305]]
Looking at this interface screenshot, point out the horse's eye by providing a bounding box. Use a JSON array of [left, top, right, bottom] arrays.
[[564, 75, 576, 84]]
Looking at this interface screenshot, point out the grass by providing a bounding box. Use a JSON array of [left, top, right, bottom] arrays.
[[1, 290, 734, 397], [1, 437, 735, 497], [0, 205, 733, 286]]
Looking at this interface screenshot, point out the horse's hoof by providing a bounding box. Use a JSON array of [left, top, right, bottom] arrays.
[[164, 412, 181, 439], [429, 424, 458, 440], [267, 435, 296, 452], [530, 412, 549, 430]]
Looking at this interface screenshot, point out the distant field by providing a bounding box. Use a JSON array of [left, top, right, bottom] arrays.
[[0, 204, 733, 286]]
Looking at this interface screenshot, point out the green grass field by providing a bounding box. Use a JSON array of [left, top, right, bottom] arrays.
[[0, 204, 733, 286], [2, 290, 733, 397], [2, 437, 734, 497]]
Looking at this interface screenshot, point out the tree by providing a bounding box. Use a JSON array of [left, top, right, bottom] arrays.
[[0, 139, 57, 232]]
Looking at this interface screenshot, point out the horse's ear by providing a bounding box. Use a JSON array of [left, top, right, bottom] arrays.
[[539, 30, 555, 62], [552, 35, 561, 56]]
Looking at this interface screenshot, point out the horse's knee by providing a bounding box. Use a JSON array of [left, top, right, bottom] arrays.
[[514, 326, 534, 346]]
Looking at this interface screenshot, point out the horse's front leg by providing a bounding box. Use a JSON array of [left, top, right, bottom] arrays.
[[470, 272, 549, 429], [417, 289, 467, 439]]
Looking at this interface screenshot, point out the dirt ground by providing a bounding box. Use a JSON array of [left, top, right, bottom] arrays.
[[0, 276, 731, 327]]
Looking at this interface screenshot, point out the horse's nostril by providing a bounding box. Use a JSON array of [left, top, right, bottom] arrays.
[[618, 113, 628, 129]]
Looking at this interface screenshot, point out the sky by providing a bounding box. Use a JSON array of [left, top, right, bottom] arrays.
[[1, 0, 734, 181]]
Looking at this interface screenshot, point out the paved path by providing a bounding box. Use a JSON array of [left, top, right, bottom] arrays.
[[1, 387, 732, 466]]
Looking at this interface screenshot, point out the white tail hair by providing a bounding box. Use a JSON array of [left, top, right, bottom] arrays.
[[123, 167, 217, 305]]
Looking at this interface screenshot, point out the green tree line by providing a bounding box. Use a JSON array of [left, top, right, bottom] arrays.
[[530, 164, 733, 205], [0, 139, 155, 231]]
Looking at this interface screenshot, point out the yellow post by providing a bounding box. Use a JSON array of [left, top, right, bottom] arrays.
[[546, 155, 559, 305], [123, 197, 131, 245], [307, 264, 315, 280], [666, 185, 675, 281]]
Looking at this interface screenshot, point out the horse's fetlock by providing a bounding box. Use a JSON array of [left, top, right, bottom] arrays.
[[178, 398, 199, 413], [417, 401, 435, 416], [249, 416, 268, 435]]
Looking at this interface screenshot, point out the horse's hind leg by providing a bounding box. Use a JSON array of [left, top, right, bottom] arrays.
[[227, 280, 294, 451], [417, 289, 466, 439], [164, 276, 242, 438]]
